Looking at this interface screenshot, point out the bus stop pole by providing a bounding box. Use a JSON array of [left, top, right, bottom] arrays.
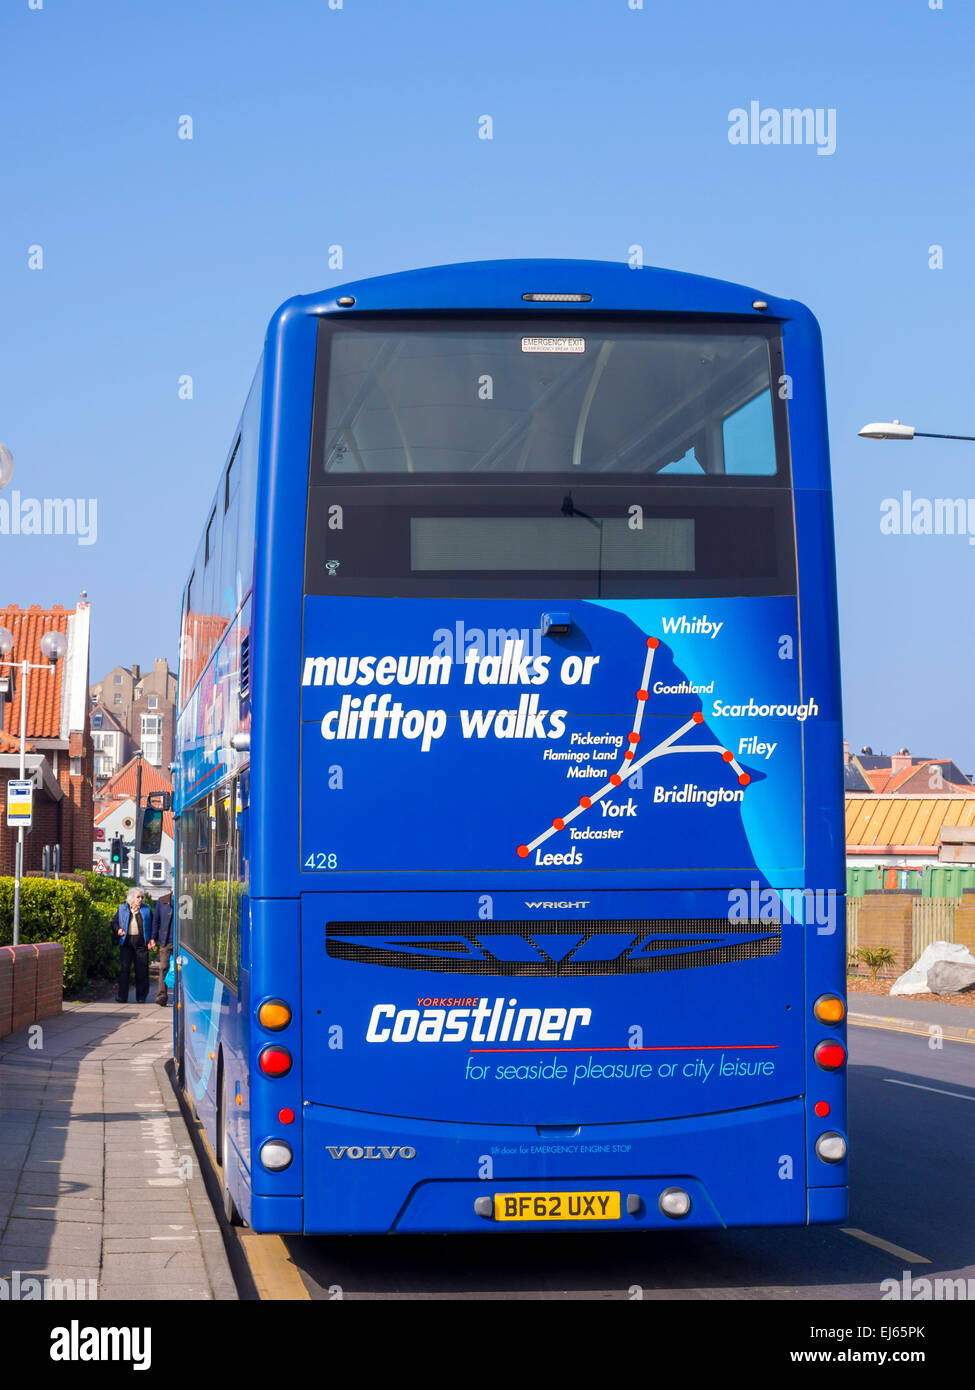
[[12, 658, 27, 946]]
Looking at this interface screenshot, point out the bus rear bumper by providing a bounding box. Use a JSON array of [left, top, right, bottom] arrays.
[[294, 1097, 846, 1234]]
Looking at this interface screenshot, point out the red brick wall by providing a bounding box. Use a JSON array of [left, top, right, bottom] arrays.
[[0, 950, 11, 1036], [34, 943, 64, 1021], [0, 942, 64, 1039], [9, 944, 37, 1033], [855, 896, 915, 975]]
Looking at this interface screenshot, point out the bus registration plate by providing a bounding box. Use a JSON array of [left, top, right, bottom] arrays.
[[493, 1191, 620, 1222]]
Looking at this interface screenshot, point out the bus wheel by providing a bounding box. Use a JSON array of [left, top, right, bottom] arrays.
[[221, 1079, 243, 1227]]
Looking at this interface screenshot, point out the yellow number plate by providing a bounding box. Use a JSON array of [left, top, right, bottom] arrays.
[[493, 1191, 621, 1222]]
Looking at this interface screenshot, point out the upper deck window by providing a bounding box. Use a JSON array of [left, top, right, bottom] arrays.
[[314, 319, 784, 480]]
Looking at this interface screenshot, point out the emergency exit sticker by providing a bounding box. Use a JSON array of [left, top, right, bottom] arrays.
[[521, 337, 586, 353]]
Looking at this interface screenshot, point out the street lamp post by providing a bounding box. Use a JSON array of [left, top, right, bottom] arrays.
[[0, 627, 68, 945], [134, 750, 143, 888], [858, 420, 975, 443]]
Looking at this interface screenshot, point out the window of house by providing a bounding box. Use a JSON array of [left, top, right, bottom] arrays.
[[140, 714, 163, 765], [147, 860, 165, 884], [113, 694, 121, 705], [148, 695, 158, 710], [114, 675, 123, 684]]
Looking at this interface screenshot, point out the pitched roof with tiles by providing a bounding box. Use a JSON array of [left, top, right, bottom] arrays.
[[0, 604, 71, 740], [89, 705, 129, 736], [863, 761, 975, 795], [100, 755, 174, 802]]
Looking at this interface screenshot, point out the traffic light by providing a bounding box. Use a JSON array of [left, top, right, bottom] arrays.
[[110, 835, 122, 865]]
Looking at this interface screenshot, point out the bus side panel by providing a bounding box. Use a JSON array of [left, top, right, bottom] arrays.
[[247, 897, 304, 1222]]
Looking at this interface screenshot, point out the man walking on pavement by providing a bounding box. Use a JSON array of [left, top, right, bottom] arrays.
[[151, 890, 174, 1006], [115, 887, 153, 1004]]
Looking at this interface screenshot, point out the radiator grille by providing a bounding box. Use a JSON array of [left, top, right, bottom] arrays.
[[325, 918, 780, 976]]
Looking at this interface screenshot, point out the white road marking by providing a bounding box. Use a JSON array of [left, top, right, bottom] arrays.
[[842, 1228, 930, 1264], [884, 1078, 975, 1102]]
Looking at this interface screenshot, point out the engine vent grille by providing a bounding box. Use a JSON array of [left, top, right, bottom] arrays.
[[325, 918, 780, 976]]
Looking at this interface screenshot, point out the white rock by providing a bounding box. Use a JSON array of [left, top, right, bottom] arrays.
[[890, 940, 975, 996]]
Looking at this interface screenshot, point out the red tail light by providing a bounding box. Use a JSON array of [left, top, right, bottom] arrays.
[[258, 1045, 292, 1078], [814, 1040, 846, 1071]]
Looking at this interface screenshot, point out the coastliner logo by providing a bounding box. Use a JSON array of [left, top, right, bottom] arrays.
[[366, 997, 593, 1044], [327, 1145, 416, 1160]]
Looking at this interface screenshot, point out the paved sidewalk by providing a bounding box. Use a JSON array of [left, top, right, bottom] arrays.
[[0, 989, 237, 1301]]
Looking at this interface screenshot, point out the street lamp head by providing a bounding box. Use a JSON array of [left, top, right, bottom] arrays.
[[40, 630, 68, 665], [858, 419, 916, 441], [0, 627, 13, 658]]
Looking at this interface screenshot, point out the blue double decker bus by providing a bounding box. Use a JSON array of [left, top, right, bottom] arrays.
[[174, 259, 847, 1234]]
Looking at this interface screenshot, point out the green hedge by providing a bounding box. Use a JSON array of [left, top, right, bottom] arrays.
[[79, 872, 132, 905], [0, 877, 141, 993]]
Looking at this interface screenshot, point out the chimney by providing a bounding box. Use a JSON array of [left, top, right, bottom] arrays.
[[890, 748, 912, 775], [131, 664, 140, 681], [843, 738, 850, 766]]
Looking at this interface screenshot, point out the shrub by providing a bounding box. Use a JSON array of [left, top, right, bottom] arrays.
[[0, 877, 142, 992], [857, 946, 895, 981], [0, 878, 92, 992], [80, 873, 133, 905]]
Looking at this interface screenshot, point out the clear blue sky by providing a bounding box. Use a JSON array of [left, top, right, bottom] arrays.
[[1, 0, 972, 766]]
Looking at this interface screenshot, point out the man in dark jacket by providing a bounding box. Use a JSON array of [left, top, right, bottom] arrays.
[[151, 892, 174, 1006], [115, 888, 154, 1003]]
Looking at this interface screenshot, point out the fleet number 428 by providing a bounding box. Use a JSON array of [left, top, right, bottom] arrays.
[[304, 852, 338, 869]]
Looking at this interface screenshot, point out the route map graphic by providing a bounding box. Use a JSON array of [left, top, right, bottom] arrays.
[[516, 636, 750, 861]]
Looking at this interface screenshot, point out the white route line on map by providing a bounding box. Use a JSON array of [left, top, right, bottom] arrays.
[[517, 636, 750, 859]]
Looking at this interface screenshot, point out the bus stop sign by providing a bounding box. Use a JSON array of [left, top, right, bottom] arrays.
[[6, 779, 33, 828]]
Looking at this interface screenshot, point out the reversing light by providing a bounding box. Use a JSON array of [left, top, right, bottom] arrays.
[[658, 1187, 692, 1219], [815, 1132, 847, 1164], [814, 1040, 846, 1071], [258, 1045, 292, 1078], [522, 292, 592, 302], [813, 994, 846, 1024], [258, 999, 292, 1031], [259, 1140, 293, 1172]]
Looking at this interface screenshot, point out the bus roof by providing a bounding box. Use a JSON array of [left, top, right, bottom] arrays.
[[275, 258, 811, 328]]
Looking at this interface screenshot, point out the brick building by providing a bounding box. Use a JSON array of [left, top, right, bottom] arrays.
[[90, 657, 177, 770], [0, 599, 93, 876]]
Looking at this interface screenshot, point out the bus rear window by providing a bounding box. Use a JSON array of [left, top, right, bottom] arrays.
[[312, 318, 786, 479]]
